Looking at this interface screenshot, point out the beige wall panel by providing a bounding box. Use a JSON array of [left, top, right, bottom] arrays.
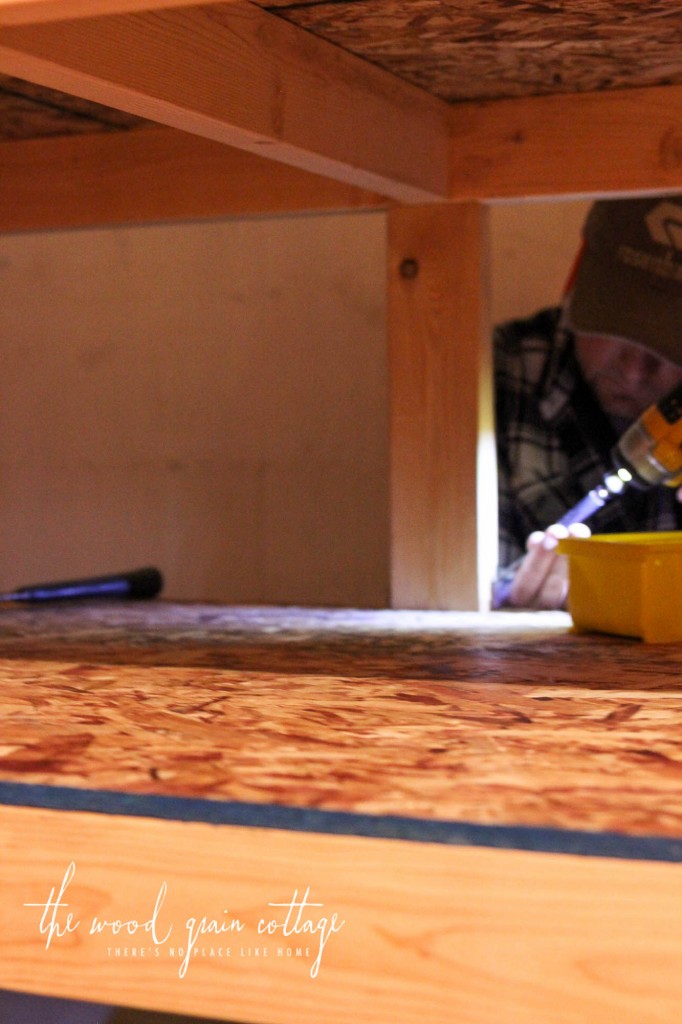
[[490, 199, 591, 323], [0, 213, 388, 605]]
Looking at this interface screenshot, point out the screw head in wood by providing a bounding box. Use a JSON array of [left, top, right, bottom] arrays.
[[399, 258, 419, 280]]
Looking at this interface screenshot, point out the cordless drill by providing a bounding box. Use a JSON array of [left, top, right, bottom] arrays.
[[562, 379, 682, 526], [493, 380, 682, 608]]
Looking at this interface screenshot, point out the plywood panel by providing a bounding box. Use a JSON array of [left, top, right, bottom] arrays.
[[3, 0, 682, 102], [0, 606, 682, 836], [0, 216, 388, 606]]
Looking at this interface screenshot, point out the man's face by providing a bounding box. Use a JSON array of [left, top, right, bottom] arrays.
[[574, 333, 682, 422]]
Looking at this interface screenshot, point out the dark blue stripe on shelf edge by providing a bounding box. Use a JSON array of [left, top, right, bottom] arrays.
[[1, 779, 682, 863]]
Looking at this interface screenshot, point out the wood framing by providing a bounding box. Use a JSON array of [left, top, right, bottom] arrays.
[[388, 201, 493, 611], [4, 803, 682, 1023], [0, 2, 452, 202], [3, 6, 682, 203], [0, 126, 387, 232], [2, 3, 682, 205], [449, 84, 682, 200], [0, 0, 221, 24]]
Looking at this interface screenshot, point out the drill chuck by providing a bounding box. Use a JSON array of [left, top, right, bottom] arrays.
[[612, 381, 682, 491]]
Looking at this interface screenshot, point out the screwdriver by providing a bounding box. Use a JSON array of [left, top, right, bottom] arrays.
[[0, 566, 163, 603]]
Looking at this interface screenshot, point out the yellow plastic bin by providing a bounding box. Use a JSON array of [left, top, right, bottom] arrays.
[[559, 531, 682, 643]]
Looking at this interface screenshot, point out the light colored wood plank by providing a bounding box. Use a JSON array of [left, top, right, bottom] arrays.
[[388, 202, 495, 611], [0, 2, 451, 202], [0, 126, 388, 231], [0, 804, 465, 1023], [0, 0, 221, 24], [4, 804, 682, 1023], [449, 83, 682, 200]]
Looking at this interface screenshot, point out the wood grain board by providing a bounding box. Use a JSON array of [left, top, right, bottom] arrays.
[[6, 804, 682, 1024], [388, 203, 491, 610], [0, 127, 387, 232], [0, 0, 228, 23]]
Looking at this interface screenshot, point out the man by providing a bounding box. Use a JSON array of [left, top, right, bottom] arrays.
[[495, 195, 682, 609]]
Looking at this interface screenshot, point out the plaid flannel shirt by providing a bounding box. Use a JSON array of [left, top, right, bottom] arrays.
[[494, 306, 682, 577]]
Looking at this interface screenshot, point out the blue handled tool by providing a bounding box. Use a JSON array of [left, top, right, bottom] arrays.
[[0, 566, 163, 603]]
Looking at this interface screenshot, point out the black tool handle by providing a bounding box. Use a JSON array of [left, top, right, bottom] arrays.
[[7, 567, 163, 603]]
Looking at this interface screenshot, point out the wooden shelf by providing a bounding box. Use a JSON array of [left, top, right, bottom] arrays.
[[2, 604, 682, 1022], [0, 602, 682, 836], [2, 11, 682, 1012]]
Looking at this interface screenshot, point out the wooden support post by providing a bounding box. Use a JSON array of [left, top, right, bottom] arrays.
[[388, 202, 496, 610]]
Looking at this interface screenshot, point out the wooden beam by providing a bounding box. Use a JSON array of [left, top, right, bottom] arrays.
[[450, 84, 682, 201], [0, 0, 220, 25], [0, 126, 388, 232], [0, 2, 452, 202], [388, 202, 495, 611], [0, 803, 480, 1022], [6, 804, 682, 1022]]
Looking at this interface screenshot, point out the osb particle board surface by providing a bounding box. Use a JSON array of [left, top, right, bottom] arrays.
[[262, 0, 682, 102], [0, 72, 148, 140], [0, 603, 681, 847], [0, 601, 671, 686]]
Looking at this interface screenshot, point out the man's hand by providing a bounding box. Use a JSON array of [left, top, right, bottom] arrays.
[[508, 522, 591, 610]]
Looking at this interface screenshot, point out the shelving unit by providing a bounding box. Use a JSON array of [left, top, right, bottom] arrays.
[[4, 1, 681, 608], [2, 6, 682, 1020]]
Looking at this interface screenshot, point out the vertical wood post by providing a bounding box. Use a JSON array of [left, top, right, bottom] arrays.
[[387, 202, 496, 610]]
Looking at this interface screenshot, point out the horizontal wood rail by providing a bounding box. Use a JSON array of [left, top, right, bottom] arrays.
[[0, 126, 388, 232], [449, 84, 682, 201]]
